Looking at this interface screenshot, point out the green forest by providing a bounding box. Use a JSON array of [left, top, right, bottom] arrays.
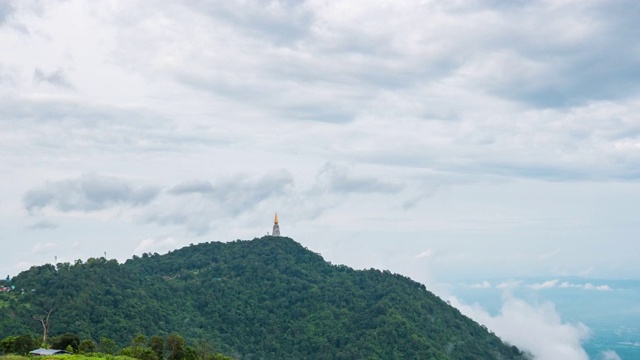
[[0, 236, 530, 359]]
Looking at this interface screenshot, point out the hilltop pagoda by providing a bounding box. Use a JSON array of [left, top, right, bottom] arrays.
[[272, 213, 281, 237]]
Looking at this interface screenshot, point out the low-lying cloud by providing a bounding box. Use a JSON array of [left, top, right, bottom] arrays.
[[469, 279, 613, 292], [599, 350, 622, 360], [450, 296, 590, 360], [529, 279, 613, 291]]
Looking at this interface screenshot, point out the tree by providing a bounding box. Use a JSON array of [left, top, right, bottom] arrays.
[[99, 336, 116, 355], [149, 335, 164, 360], [79, 339, 96, 354], [13, 335, 37, 355], [195, 339, 213, 360], [137, 348, 160, 360], [183, 346, 197, 360], [132, 334, 147, 357], [121, 334, 159, 360], [50, 333, 80, 353], [32, 307, 54, 346], [166, 334, 186, 360], [0, 336, 20, 355], [0, 336, 18, 354], [0, 237, 528, 359]]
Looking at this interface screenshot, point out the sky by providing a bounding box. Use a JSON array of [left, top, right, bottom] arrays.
[[2, 0, 640, 280], [2, 0, 640, 281], [2, 1, 640, 358]]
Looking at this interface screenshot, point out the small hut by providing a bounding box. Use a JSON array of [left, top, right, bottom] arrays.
[[29, 349, 71, 356]]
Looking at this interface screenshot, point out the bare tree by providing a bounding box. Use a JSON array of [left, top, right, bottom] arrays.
[[33, 307, 55, 346]]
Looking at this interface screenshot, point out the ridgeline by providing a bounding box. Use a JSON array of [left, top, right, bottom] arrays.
[[0, 237, 528, 359]]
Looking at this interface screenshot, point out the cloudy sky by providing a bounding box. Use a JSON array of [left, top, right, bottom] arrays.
[[2, 0, 640, 286], [3, 1, 640, 358]]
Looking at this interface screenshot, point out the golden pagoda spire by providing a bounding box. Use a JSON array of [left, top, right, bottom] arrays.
[[272, 213, 281, 236]]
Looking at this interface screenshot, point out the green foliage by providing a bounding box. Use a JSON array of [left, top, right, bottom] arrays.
[[79, 339, 96, 354], [98, 337, 116, 355], [0, 335, 36, 355], [120, 334, 159, 360], [0, 356, 28, 360], [135, 348, 159, 360], [51, 333, 80, 352], [0, 237, 529, 359], [166, 334, 185, 360], [148, 336, 163, 360], [16, 355, 138, 360]]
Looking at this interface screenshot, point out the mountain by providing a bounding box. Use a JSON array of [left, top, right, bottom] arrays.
[[0, 236, 528, 359]]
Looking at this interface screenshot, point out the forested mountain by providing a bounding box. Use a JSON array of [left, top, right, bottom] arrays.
[[0, 237, 528, 359]]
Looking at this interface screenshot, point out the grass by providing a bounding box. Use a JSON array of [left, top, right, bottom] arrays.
[[0, 355, 137, 360]]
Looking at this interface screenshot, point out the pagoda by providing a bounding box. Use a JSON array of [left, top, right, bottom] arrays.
[[272, 213, 281, 237]]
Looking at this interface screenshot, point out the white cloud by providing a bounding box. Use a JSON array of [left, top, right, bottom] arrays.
[[557, 281, 613, 291], [530, 279, 560, 290], [414, 249, 433, 259], [598, 350, 621, 360], [450, 296, 590, 360], [559, 281, 583, 289], [497, 280, 522, 289], [470, 281, 491, 289], [583, 283, 612, 291], [133, 237, 177, 255], [31, 242, 57, 254]]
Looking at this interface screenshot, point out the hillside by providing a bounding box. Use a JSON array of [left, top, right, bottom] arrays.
[[0, 237, 528, 359]]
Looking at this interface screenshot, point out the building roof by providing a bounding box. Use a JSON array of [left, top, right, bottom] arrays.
[[29, 349, 70, 356]]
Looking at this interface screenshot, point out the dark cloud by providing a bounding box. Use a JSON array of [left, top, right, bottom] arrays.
[[169, 171, 293, 204], [144, 170, 294, 234], [201, 170, 294, 215], [23, 173, 161, 213], [478, 1, 640, 108], [34, 68, 73, 88], [316, 163, 402, 194]]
